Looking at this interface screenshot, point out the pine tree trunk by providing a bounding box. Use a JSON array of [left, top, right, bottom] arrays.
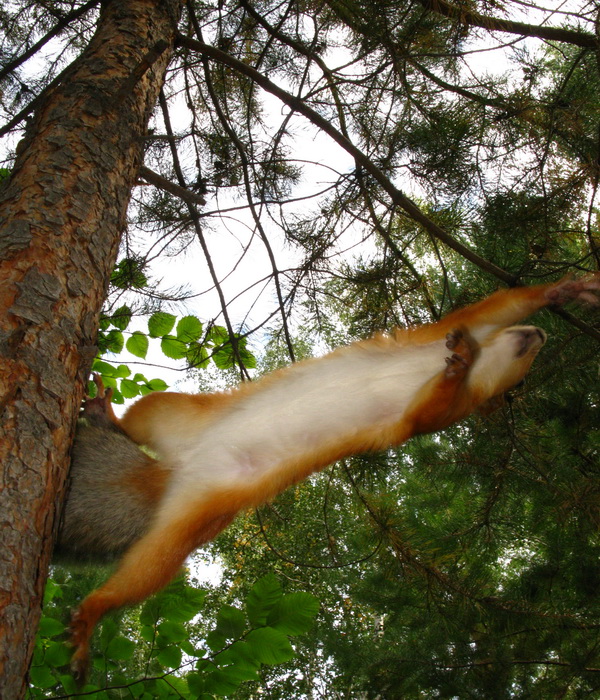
[[0, 1, 183, 695]]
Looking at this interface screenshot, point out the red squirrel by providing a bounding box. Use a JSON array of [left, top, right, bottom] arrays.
[[62, 275, 599, 675]]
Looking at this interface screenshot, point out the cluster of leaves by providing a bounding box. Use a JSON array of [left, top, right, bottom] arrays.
[[94, 296, 256, 402], [29, 573, 318, 698]]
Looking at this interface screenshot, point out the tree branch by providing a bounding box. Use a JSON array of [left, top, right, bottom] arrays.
[[176, 33, 516, 285], [418, 0, 597, 49], [139, 165, 206, 206], [0, 0, 101, 82]]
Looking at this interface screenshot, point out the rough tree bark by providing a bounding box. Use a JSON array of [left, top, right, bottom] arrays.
[[0, 1, 184, 696]]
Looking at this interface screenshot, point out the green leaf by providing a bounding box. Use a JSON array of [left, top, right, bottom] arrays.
[[216, 646, 260, 680], [91, 358, 120, 377], [180, 639, 196, 656], [146, 584, 206, 624], [177, 315, 203, 342], [110, 305, 132, 330], [218, 661, 260, 684], [146, 378, 169, 392], [99, 618, 119, 644], [140, 625, 156, 643], [103, 329, 124, 354], [203, 669, 243, 695], [207, 325, 229, 345], [245, 627, 295, 665], [239, 344, 257, 369], [43, 579, 63, 604], [44, 641, 71, 666], [156, 644, 182, 668], [157, 620, 189, 643], [267, 592, 320, 635], [105, 636, 135, 661], [140, 598, 161, 626], [212, 345, 235, 369], [161, 335, 187, 360], [186, 342, 210, 369], [148, 311, 176, 338], [205, 628, 227, 653], [127, 331, 149, 359], [109, 387, 124, 404], [29, 665, 57, 689], [246, 574, 282, 627], [120, 378, 142, 399], [37, 616, 65, 638], [214, 604, 246, 640], [59, 674, 78, 695]]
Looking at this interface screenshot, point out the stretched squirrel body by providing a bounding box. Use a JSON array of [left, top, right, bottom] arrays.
[[61, 276, 600, 675]]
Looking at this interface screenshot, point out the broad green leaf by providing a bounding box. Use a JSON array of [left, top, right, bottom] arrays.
[[153, 676, 188, 696], [207, 324, 229, 345], [103, 329, 124, 354], [146, 378, 169, 392], [245, 627, 294, 665], [91, 359, 118, 376], [140, 598, 161, 626], [186, 672, 205, 695], [105, 636, 135, 661], [139, 625, 156, 642], [120, 378, 142, 399], [127, 331, 149, 359], [44, 641, 71, 666], [186, 342, 210, 369], [217, 661, 260, 684], [148, 311, 176, 338], [161, 335, 187, 359], [157, 620, 189, 643], [59, 674, 78, 695], [28, 665, 57, 689], [214, 604, 246, 640], [43, 579, 63, 604], [110, 305, 132, 330], [267, 592, 320, 635], [203, 669, 243, 695], [205, 628, 227, 653], [239, 345, 257, 369], [37, 616, 64, 638], [177, 315, 203, 342], [153, 587, 206, 623], [99, 618, 118, 644], [246, 574, 282, 627], [216, 646, 260, 680], [109, 387, 124, 404], [212, 345, 235, 369], [156, 644, 182, 668]]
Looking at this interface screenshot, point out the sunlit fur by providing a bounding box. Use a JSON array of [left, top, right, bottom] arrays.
[[68, 276, 599, 676]]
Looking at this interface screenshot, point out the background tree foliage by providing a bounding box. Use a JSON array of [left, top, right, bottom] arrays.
[[1, 0, 599, 697]]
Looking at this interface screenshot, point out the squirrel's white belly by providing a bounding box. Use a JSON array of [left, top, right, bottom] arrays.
[[166, 338, 448, 500]]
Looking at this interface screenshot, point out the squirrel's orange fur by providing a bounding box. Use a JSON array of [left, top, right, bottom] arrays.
[[66, 276, 600, 676]]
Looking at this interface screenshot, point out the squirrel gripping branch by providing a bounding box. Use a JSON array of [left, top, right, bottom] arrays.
[[58, 275, 600, 677]]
